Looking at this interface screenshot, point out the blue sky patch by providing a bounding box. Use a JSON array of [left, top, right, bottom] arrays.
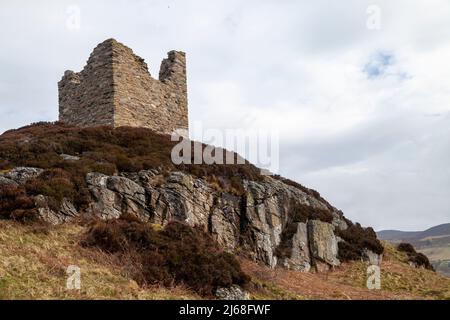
[[363, 52, 395, 79]]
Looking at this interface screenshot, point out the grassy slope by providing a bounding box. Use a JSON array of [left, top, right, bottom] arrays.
[[243, 242, 450, 300], [1, 221, 449, 300], [0, 220, 199, 300]]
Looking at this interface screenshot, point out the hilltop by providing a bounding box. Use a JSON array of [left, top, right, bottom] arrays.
[[0, 122, 445, 299]]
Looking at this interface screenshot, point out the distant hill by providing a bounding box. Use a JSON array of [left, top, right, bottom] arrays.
[[377, 223, 450, 277], [377, 230, 421, 241], [378, 224, 450, 242]]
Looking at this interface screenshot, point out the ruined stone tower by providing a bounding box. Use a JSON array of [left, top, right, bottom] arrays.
[[58, 39, 188, 134]]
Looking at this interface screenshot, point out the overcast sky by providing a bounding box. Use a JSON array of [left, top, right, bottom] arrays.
[[0, 0, 449, 231]]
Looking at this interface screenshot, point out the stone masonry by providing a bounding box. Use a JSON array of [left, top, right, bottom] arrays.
[[58, 39, 188, 134]]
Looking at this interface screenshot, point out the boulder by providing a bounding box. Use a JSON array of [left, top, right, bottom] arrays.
[[0, 176, 18, 186], [308, 220, 340, 268], [215, 285, 250, 300], [34, 195, 78, 225], [2, 167, 43, 184], [86, 172, 122, 219], [86, 173, 150, 220]]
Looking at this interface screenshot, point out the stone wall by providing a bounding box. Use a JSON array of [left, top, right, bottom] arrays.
[[58, 39, 188, 134], [58, 40, 115, 127]]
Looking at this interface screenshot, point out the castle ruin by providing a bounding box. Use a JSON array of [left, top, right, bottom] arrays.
[[58, 39, 188, 134]]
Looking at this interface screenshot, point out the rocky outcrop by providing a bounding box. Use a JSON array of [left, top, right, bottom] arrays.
[[86, 173, 150, 221], [308, 220, 340, 271], [2, 167, 374, 272], [0, 176, 18, 186], [34, 195, 78, 225], [1, 167, 43, 184], [82, 171, 348, 271], [215, 285, 250, 300], [278, 223, 311, 272]]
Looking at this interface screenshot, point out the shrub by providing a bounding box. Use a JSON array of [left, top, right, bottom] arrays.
[[336, 222, 384, 262], [397, 242, 434, 271], [0, 184, 38, 222], [290, 201, 334, 224], [25, 169, 76, 210], [397, 243, 415, 253], [81, 216, 250, 296], [115, 154, 142, 172], [275, 202, 334, 259], [336, 241, 361, 261]]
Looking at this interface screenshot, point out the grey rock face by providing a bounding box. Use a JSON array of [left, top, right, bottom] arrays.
[[34, 196, 78, 225], [107, 176, 146, 206], [145, 172, 215, 227], [243, 180, 283, 268], [332, 210, 348, 231], [278, 223, 311, 272], [4, 166, 379, 271], [1, 167, 43, 184], [210, 193, 241, 252], [86, 173, 122, 219], [86, 173, 150, 221], [0, 176, 18, 186], [242, 178, 336, 269], [84, 171, 346, 270], [215, 285, 250, 300], [308, 220, 340, 269]]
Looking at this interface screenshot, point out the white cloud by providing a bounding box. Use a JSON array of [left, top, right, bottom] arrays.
[[0, 0, 449, 230]]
